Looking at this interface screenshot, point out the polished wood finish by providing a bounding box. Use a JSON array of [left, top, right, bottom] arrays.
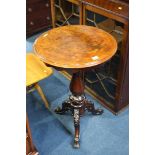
[[50, 0, 129, 113], [26, 53, 53, 86], [79, 0, 83, 25], [26, 0, 52, 37], [55, 70, 104, 148], [50, 0, 83, 27], [34, 83, 50, 109], [83, 0, 128, 24], [82, 0, 129, 113], [70, 71, 84, 96], [33, 25, 117, 69], [26, 54, 53, 153], [115, 34, 129, 111], [50, 0, 56, 28], [34, 25, 117, 148], [26, 114, 38, 155], [26, 53, 53, 109], [27, 0, 129, 113]]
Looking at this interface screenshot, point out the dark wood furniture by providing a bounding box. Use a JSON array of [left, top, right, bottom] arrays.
[[82, 0, 129, 113], [26, 0, 52, 37], [26, 114, 38, 155], [27, 0, 129, 114], [33, 25, 117, 148], [51, 0, 83, 27], [51, 0, 129, 114]]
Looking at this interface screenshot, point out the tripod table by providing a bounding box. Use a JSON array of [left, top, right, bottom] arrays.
[[33, 25, 117, 148]]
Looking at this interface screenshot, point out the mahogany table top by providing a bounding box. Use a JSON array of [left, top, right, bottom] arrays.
[[33, 25, 117, 69]]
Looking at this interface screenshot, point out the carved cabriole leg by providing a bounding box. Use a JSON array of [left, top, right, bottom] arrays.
[[84, 100, 103, 115], [55, 100, 72, 115], [54, 70, 103, 148], [73, 108, 80, 148]]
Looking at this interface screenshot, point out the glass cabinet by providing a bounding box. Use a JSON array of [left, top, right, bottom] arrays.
[[50, 0, 129, 113]]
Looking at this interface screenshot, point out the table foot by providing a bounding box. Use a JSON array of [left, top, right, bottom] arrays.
[[55, 101, 72, 115], [54, 95, 103, 148], [74, 141, 80, 148], [84, 100, 104, 115]]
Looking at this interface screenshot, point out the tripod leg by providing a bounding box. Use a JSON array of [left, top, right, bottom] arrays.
[[85, 100, 103, 115], [73, 109, 80, 148], [55, 101, 72, 115]]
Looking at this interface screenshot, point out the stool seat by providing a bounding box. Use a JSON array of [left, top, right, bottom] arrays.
[[26, 53, 53, 109], [26, 53, 53, 87]]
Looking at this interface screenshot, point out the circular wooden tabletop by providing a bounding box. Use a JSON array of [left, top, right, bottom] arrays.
[[33, 25, 117, 69]]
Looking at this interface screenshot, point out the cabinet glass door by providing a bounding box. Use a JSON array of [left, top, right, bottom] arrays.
[[83, 10, 125, 108], [53, 0, 81, 27]]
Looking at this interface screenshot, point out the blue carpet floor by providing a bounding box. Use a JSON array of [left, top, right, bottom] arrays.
[[26, 33, 129, 155]]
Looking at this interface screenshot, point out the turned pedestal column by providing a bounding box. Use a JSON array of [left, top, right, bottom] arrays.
[[33, 25, 117, 148], [55, 70, 103, 147]]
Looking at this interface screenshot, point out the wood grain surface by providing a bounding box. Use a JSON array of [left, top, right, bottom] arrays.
[[83, 0, 129, 19], [33, 25, 117, 69], [26, 53, 53, 86]]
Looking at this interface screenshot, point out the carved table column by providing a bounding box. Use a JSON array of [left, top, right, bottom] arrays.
[[33, 25, 117, 148]]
